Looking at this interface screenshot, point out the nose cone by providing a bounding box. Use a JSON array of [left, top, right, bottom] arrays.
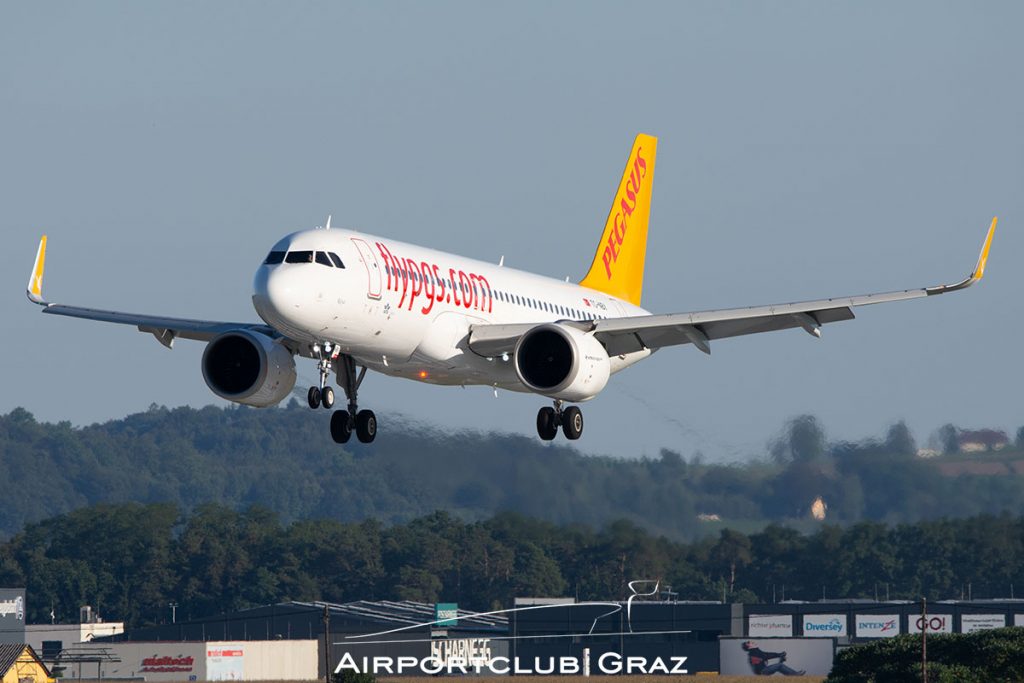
[[252, 266, 310, 338]]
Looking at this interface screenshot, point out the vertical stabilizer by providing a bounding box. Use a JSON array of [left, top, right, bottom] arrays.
[[580, 134, 657, 306]]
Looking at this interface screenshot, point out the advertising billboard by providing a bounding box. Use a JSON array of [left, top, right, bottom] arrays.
[[961, 614, 1005, 633], [434, 603, 458, 627], [721, 637, 835, 677], [855, 614, 900, 638], [907, 614, 953, 634], [207, 642, 245, 681], [748, 614, 793, 637], [0, 589, 26, 645], [1015, 614, 1024, 627], [802, 614, 847, 638]]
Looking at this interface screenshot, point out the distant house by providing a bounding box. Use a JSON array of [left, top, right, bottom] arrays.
[[0, 644, 54, 683], [958, 429, 1009, 453]]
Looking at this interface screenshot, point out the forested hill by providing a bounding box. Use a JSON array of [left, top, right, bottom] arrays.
[[3, 405, 1024, 539], [5, 504, 1024, 628]]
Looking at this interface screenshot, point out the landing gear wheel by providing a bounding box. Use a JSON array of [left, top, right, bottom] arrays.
[[537, 407, 558, 441], [330, 410, 352, 444], [307, 386, 321, 410], [355, 410, 377, 443], [321, 386, 335, 409], [562, 406, 583, 440]]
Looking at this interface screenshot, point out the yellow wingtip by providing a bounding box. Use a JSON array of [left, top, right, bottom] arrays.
[[973, 216, 997, 281], [28, 235, 47, 302]]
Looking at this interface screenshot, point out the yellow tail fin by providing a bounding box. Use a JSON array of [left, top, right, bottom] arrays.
[[580, 133, 657, 306]]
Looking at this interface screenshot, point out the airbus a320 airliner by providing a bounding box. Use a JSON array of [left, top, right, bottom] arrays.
[[26, 135, 996, 444]]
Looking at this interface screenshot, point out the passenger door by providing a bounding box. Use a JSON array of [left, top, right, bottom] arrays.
[[350, 238, 382, 300]]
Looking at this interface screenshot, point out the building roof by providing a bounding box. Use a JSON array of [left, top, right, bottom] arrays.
[[958, 429, 1009, 446], [0, 644, 52, 679], [95, 599, 507, 643], [289, 600, 507, 629]]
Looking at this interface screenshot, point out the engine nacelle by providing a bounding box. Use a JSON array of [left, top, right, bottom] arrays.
[[514, 323, 611, 402], [201, 330, 296, 407]]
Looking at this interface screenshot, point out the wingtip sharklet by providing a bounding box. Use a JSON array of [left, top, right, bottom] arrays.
[[971, 216, 997, 282], [26, 235, 48, 305], [925, 216, 997, 295]]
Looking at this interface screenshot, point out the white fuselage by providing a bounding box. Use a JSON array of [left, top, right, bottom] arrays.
[[251, 229, 652, 393]]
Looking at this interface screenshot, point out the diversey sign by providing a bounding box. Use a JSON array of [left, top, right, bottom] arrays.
[[802, 614, 847, 637], [855, 614, 900, 638]]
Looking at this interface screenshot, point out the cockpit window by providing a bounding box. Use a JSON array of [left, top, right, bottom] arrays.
[[285, 251, 314, 264], [314, 251, 333, 267], [264, 251, 286, 265], [327, 252, 345, 268]]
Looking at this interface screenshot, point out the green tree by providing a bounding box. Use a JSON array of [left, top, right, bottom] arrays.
[[885, 420, 916, 456]]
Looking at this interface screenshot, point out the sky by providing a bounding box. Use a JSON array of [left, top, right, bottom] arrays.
[[2, 2, 1022, 460]]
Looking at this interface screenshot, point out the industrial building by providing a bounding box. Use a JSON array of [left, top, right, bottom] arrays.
[[15, 594, 1024, 678]]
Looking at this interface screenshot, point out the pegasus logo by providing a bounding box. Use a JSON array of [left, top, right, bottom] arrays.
[[602, 148, 648, 279]]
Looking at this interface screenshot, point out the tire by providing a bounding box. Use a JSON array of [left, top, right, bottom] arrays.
[[562, 406, 583, 440], [356, 410, 377, 443], [307, 386, 321, 410], [536, 407, 558, 441], [330, 409, 352, 444], [321, 386, 335, 409]]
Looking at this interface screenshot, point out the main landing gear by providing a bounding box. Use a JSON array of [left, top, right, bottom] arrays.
[[536, 401, 583, 441], [307, 344, 377, 445]]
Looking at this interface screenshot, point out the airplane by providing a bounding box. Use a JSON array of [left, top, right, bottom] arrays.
[[26, 134, 997, 444]]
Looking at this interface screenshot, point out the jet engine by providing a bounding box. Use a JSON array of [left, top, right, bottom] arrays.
[[514, 323, 611, 402], [201, 330, 296, 407]]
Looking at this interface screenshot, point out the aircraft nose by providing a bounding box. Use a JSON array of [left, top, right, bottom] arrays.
[[252, 266, 304, 328]]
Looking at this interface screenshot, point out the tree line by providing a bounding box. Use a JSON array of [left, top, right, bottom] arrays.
[[2, 503, 1023, 629], [2, 405, 1024, 541]]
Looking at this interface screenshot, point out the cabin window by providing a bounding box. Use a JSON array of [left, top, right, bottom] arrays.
[[285, 251, 314, 264]]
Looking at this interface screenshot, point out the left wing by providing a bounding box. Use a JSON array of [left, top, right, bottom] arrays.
[[469, 217, 997, 358], [26, 235, 279, 349]]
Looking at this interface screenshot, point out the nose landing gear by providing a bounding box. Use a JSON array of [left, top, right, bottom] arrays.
[[536, 401, 583, 441], [307, 344, 337, 409]]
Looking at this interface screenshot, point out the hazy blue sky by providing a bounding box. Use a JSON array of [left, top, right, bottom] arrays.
[[2, 2, 1021, 459]]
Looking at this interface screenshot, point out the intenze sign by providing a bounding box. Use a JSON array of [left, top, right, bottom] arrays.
[[855, 615, 900, 638]]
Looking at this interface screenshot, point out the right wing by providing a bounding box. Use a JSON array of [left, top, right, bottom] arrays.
[[26, 235, 280, 349], [469, 217, 997, 357]]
